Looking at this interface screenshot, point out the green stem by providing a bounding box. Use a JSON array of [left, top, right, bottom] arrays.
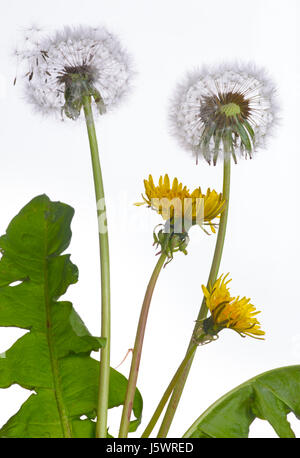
[[82, 96, 111, 438], [141, 346, 196, 438], [156, 156, 231, 438], [118, 252, 167, 438]]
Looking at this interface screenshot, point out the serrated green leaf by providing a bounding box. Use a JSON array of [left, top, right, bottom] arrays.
[[0, 195, 142, 437], [183, 365, 300, 438]]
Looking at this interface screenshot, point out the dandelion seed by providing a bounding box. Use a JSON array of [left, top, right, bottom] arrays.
[[169, 63, 279, 164]]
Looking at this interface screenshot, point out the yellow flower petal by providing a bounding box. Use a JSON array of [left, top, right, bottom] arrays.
[[202, 274, 265, 339], [136, 174, 225, 232]]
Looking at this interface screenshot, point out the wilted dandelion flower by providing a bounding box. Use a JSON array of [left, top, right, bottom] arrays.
[[198, 274, 265, 341], [170, 63, 278, 165], [15, 25, 133, 119], [136, 174, 225, 234]]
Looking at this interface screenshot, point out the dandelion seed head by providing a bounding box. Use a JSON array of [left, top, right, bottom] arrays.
[[169, 63, 279, 165], [16, 25, 133, 119]]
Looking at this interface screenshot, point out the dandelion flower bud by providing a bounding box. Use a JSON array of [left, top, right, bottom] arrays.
[[169, 63, 279, 165]]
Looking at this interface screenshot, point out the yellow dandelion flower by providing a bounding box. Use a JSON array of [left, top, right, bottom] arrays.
[[135, 174, 225, 233], [202, 274, 265, 339]]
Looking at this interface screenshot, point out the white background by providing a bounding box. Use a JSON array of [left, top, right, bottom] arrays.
[[0, 0, 299, 438]]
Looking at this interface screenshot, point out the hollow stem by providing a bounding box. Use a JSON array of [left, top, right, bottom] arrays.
[[141, 346, 196, 438], [156, 156, 231, 437], [118, 252, 167, 438], [82, 96, 111, 438]]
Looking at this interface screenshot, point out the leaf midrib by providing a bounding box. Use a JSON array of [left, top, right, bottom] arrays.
[[43, 215, 73, 438]]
